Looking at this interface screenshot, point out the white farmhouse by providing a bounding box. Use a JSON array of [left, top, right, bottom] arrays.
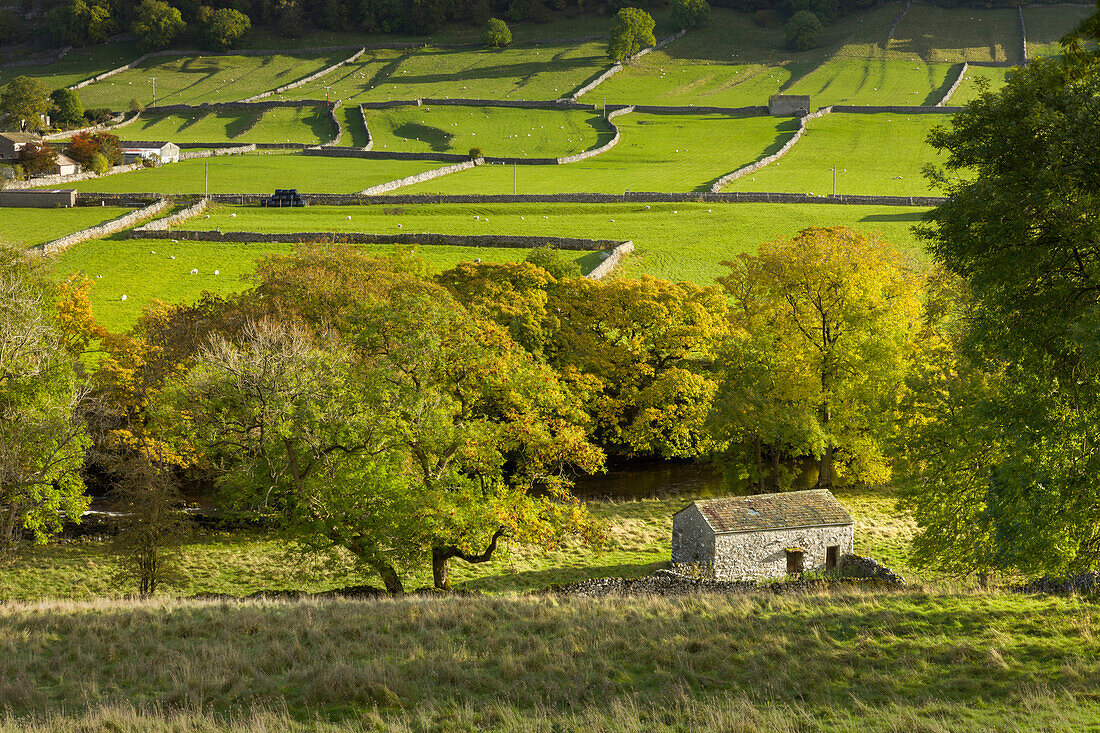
[[671, 489, 854, 581], [120, 141, 180, 164]]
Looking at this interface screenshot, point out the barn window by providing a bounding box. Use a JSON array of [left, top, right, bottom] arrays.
[[827, 545, 839, 570], [785, 549, 804, 575]]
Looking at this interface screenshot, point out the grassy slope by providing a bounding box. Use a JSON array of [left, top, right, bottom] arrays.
[[197, 201, 929, 283], [361, 105, 608, 157], [0, 41, 142, 90], [3, 590, 1100, 731], [0, 206, 133, 249], [1023, 5, 1095, 58], [54, 237, 595, 333], [888, 5, 1024, 63], [111, 106, 337, 145], [0, 486, 915, 601], [76, 53, 346, 109], [403, 112, 798, 194], [51, 154, 444, 194], [726, 113, 950, 197]]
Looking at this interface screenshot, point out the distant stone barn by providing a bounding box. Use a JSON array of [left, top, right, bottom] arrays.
[[671, 490, 854, 581]]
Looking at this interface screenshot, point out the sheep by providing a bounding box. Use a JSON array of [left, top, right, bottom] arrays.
[[190, 269, 198, 275]]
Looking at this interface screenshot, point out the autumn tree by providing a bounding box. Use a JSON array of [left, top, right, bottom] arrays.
[[714, 227, 921, 491], [19, 141, 59, 177], [65, 132, 123, 169], [607, 7, 655, 62], [0, 248, 94, 562]]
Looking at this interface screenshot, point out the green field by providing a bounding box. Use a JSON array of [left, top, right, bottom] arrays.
[[110, 106, 337, 145], [948, 64, 1013, 105], [361, 105, 609, 157], [888, 5, 1024, 63], [51, 154, 445, 195], [1024, 5, 1095, 58], [403, 112, 797, 194], [196, 201, 930, 284], [76, 53, 347, 109], [55, 236, 595, 332], [787, 56, 958, 107], [727, 113, 950, 197], [0, 41, 142, 91], [0, 206, 134, 249]]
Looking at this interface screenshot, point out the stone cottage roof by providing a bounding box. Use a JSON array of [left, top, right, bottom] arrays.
[[0, 132, 42, 143], [676, 490, 853, 534]]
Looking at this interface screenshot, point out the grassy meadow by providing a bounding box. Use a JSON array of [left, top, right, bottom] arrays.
[[0, 40, 142, 90], [0, 206, 134, 249], [111, 106, 337, 145], [54, 236, 597, 332], [888, 5, 1024, 64], [726, 113, 951, 197], [403, 112, 798, 194], [948, 64, 1013, 105], [186, 201, 929, 283], [360, 105, 610, 158], [1024, 5, 1095, 58], [76, 52, 347, 109], [50, 154, 446, 195]]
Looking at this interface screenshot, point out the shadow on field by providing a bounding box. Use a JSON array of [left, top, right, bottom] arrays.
[[393, 122, 453, 151], [459, 559, 669, 593], [860, 211, 928, 223], [925, 62, 966, 105]]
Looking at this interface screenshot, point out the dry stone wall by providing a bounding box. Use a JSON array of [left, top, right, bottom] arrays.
[[178, 144, 257, 160], [129, 228, 624, 251], [43, 112, 135, 140], [937, 62, 969, 106], [710, 105, 831, 192], [358, 104, 374, 151], [133, 198, 208, 231], [586, 241, 634, 280], [36, 199, 168, 254], [5, 162, 144, 189], [569, 29, 686, 101], [1019, 5, 1028, 62], [358, 158, 483, 195], [887, 0, 913, 41]]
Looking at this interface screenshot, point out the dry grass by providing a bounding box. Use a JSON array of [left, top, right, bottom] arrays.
[[2, 590, 1100, 730]]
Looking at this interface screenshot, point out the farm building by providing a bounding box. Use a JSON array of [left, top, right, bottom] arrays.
[[0, 132, 42, 161], [49, 154, 81, 177], [768, 95, 811, 116], [120, 141, 180, 164], [672, 489, 854, 581]]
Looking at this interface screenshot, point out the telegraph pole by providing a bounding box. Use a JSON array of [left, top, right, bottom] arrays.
[[831, 165, 836, 197], [513, 163, 517, 195], [205, 159, 209, 199], [324, 85, 333, 104], [151, 77, 156, 108]]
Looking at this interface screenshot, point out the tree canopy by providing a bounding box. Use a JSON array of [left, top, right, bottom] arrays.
[[607, 7, 656, 62]]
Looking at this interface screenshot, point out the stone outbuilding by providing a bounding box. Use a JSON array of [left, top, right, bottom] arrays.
[[120, 141, 180, 164], [768, 94, 811, 116], [49, 153, 81, 177], [0, 132, 42, 161], [671, 489, 854, 581]]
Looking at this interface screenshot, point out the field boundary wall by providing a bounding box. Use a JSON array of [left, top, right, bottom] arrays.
[[36, 199, 169, 254], [586, 241, 634, 280], [150, 99, 332, 113], [1018, 5, 1029, 62], [938, 62, 969, 105], [887, 0, 914, 41], [79, 191, 947, 206], [358, 158, 484, 194], [240, 48, 366, 102], [358, 104, 374, 151], [179, 145, 258, 160], [5, 161, 145, 189], [127, 228, 625, 251], [43, 112, 136, 140], [0, 45, 71, 70], [569, 29, 686, 101], [133, 198, 208, 231]]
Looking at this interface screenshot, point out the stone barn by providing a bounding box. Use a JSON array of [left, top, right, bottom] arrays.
[[768, 94, 811, 116], [671, 489, 854, 581]]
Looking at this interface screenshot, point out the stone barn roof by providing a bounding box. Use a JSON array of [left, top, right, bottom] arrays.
[[676, 490, 853, 534]]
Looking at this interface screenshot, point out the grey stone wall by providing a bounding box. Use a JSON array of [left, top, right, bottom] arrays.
[[358, 158, 483, 195], [768, 96, 810, 116], [42, 112, 134, 140], [4, 162, 145, 190], [77, 191, 948, 207], [178, 145, 257, 160], [671, 505, 715, 564], [569, 29, 686, 101], [937, 62, 969, 106], [1019, 5, 1028, 63], [711, 524, 854, 581], [0, 190, 76, 207], [887, 0, 913, 41], [36, 199, 168, 254], [586, 240, 634, 280], [133, 198, 207, 231], [710, 105, 831, 192], [128, 228, 625, 251]]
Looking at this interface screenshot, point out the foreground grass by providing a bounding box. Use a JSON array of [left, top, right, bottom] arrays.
[[1, 588, 1099, 731], [54, 237, 590, 333], [54, 154, 445, 195], [0, 206, 133, 249], [0, 486, 918, 601]]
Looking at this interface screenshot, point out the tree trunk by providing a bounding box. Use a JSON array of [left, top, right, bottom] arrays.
[[372, 560, 404, 594], [819, 400, 833, 488], [754, 436, 763, 492], [432, 547, 451, 591]]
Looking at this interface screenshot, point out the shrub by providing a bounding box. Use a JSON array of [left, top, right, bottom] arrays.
[[89, 151, 109, 174], [469, 147, 483, 158], [84, 107, 115, 124], [50, 88, 84, 126], [786, 10, 823, 50], [483, 17, 511, 48], [753, 9, 777, 27], [525, 246, 581, 279], [671, 0, 709, 29]]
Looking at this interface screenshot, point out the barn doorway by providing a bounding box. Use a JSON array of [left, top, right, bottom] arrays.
[[785, 549, 804, 575], [826, 545, 839, 570]]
